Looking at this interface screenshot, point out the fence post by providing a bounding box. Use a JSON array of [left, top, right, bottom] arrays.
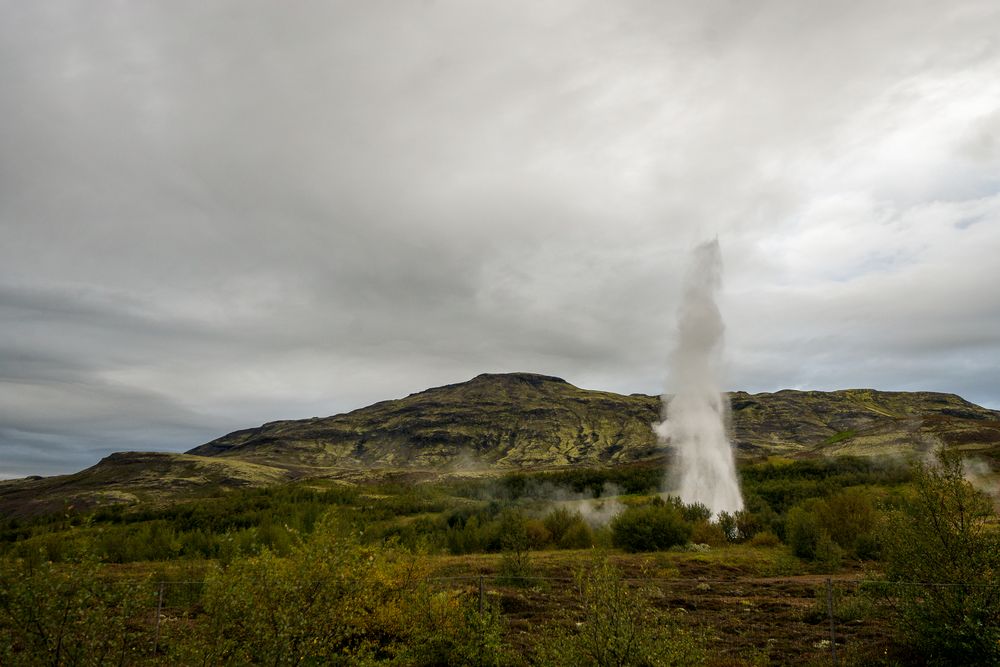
[[153, 581, 165, 654], [479, 574, 485, 615], [826, 578, 838, 666]]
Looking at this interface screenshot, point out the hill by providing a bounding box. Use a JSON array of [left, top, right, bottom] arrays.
[[2, 372, 999, 516], [189, 373, 1000, 467], [189, 373, 662, 469], [0, 452, 293, 517]]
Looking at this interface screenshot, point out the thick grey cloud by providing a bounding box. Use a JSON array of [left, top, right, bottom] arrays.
[[2, 1, 1000, 477]]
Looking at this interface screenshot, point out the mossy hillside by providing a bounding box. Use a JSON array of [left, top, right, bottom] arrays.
[[189, 373, 664, 470], [730, 388, 1000, 458], [194, 374, 1000, 470]]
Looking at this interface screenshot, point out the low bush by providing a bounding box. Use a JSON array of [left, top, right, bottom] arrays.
[[874, 449, 1000, 665], [536, 555, 705, 666], [690, 520, 728, 547], [786, 505, 822, 559], [785, 488, 878, 562], [610, 501, 691, 553], [0, 553, 151, 665], [543, 506, 579, 543], [178, 513, 518, 665], [816, 487, 877, 555], [543, 507, 594, 549], [559, 521, 594, 549], [399, 592, 514, 667], [496, 510, 535, 586], [748, 530, 781, 548]]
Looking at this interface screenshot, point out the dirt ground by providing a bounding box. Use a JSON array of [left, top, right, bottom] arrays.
[[432, 548, 897, 666], [109, 545, 901, 665]]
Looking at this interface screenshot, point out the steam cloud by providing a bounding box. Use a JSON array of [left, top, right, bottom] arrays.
[[654, 240, 744, 515]]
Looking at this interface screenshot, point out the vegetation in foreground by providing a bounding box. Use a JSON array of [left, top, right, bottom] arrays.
[[1, 451, 998, 665]]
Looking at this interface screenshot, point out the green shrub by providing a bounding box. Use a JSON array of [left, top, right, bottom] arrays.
[[559, 520, 595, 549], [394, 590, 515, 667], [816, 487, 877, 555], [740, 457, 910, 514], [610, 503, 691, 553], [785, 505, 821, 559], [785, 488, 878, 563], [853, 532, 881, 561], [813, 530, 843, 572], [536, 556, 705, 666], [446, 514, 503, 555], [734, 508, 764, 541], [543, 507, 594, 549], [874, 449, 1000, 665], [690, 521, 727, 546], [0, 553, 151, 665], [715, 511, 737, 541], [164, 512, 519, 665], [524, 519, 552, 549], [497, 510, 534, 586], [680, 502, 712, 523], [748, 530, 781, 548], [543, 506, 578, 543], [187, 516, 433, 664]]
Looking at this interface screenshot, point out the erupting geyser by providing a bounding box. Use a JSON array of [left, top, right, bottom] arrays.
[[654, 239, 743, 516]]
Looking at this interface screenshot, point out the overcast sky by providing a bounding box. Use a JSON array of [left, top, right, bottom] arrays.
[[2, 1, 999, 478]]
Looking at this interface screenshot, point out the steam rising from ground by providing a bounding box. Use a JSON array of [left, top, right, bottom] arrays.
[[655, 240, 743, 515], [961, 457, 1000, 506]]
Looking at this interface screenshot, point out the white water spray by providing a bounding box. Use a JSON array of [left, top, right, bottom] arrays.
[[654, 240, 743, 515]]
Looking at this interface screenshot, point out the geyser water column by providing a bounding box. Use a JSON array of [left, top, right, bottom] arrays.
[[654, 239, 744, 515]]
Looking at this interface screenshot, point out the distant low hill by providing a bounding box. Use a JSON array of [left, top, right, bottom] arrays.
[[3, 372, 999, 516]]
